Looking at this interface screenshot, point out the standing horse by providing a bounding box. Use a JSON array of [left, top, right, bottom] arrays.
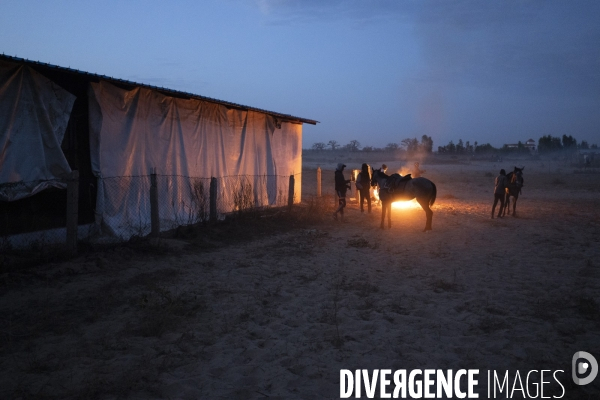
[[370, 168, 437, 231], [502, 166, 524, 216]]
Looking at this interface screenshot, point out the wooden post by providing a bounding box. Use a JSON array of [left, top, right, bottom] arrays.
[[150, 169, 160, 237], [288, 174, 295, 211], [209, 177, 217, 222], [66, 170, 79, 255], [316, 167, 321, 197]]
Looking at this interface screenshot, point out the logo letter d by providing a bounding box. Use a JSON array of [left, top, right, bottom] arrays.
[[572, 351, 598, 385]]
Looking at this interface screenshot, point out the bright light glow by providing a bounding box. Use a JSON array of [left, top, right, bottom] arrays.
[[391, 199, 420, 209], [373, 188, 420, 210]]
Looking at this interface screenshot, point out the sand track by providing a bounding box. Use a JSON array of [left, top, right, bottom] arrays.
[[1, 160, 599, 398]]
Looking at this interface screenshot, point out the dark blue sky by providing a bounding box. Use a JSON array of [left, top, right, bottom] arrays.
[[2, 0, 599, 149]]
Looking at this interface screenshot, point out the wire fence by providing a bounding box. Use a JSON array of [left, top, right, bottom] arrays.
[[90, 172, 301, 240], [1, 172, 302, 251]]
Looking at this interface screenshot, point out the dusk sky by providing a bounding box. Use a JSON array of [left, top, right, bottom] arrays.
[[2, 0, 599, 149]]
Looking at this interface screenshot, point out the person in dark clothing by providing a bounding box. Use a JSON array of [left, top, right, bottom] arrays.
[[492, 169, 507, 219], [356, 163, 371, 213], [333, 163, 351, 221]]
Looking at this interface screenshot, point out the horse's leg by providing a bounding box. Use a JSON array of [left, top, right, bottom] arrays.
[[387, 203, 391, 229], [512, 195, 518, 216], [417, 198, 433, 231], [380, 201, 386, 229]]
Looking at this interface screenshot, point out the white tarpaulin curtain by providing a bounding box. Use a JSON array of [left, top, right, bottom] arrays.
[[89, 80, 302, 238], [0, 61, 75, 201]]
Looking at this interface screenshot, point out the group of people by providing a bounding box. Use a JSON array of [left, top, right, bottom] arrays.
[[332, 162, 522, 222], [332, 162, 425, 221]]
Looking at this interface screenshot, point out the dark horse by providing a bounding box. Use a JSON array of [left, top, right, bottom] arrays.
[[370, 168, 437, 231], [502, 166, 524, 217]]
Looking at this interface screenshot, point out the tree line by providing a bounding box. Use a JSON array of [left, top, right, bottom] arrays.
[[437, 135, 597, 154], [310, 134, 597, 154], [310, 135, 434, 153], [537, 135, 595, 152]]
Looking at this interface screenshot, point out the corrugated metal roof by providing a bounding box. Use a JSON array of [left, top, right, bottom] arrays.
[[1, 54, 319, 125]]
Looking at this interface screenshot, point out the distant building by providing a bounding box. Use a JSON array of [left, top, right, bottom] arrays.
[[504, 138, 536, 152]]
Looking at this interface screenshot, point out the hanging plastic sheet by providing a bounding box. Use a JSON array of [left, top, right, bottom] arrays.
[[89, 80, 302, 238], [0, 60, 75, 201]]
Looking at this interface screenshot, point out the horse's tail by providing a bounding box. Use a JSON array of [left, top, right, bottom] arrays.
[[430, 181, 437, 207]]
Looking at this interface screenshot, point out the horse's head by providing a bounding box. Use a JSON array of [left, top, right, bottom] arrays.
[[513, 167, 524, 187], [370, 168, 381, 187]]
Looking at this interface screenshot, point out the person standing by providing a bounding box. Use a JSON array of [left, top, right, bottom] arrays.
[[333, 163, 351, 221], [356, 163, 372, 213], [492, 169, 507, 219]]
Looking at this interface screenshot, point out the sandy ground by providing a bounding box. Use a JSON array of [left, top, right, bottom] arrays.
[[1, 157, 599, 399]]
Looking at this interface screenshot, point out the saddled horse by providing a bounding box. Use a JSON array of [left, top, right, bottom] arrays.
[[502, 166, 524, 217], [370, 168, 437, 231]]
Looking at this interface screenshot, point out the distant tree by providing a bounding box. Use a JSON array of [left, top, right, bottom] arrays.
[[562, 134, 577, 149], [591, 144, 598, 149], [475, 143, 496, 154], [446, 140, 456, 153], [362, 146, 374, 152], [538, 135, 562, 153], [348, 140, 361, 152], [456, 139, 465, 153], [401, 138, 419, 153], [420, 135, 434, 153], [311, 142, 326, 151], [465, 141, 471, 154], [385, 143, 399, 151], [579, 141, 589, 149], [327, 140, 339, 151]]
